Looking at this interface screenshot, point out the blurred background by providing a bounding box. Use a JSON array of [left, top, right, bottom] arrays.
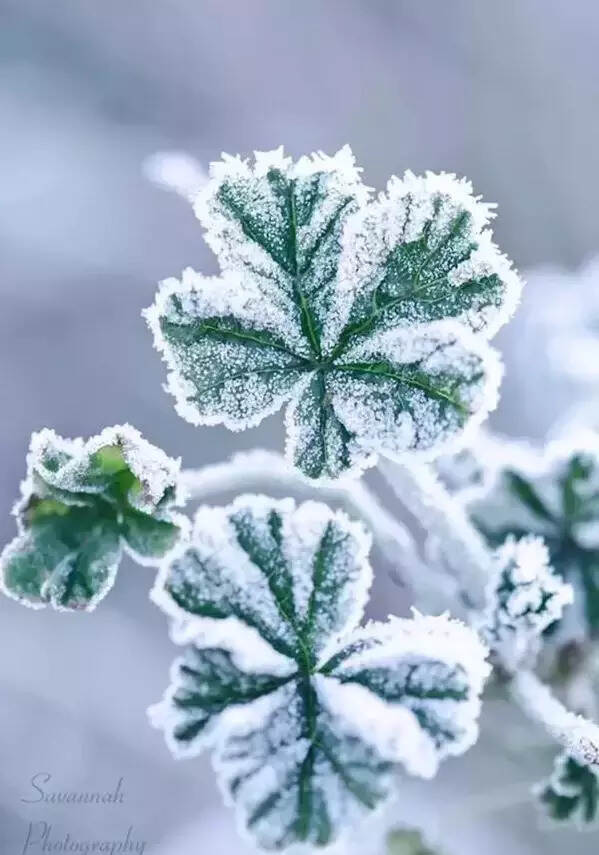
[[2, 1, 599, 852]]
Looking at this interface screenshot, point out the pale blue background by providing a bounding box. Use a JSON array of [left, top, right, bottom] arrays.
[[1, 2, 599, 853]]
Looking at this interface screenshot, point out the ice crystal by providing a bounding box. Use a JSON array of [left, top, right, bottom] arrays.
[[537, 751, 599, 827], [150, 494, 489, 851], [464, 432, 599, 637], [145, 146, 520, 480], [0, 425, 186, 611], [479, 536, 573, 671]]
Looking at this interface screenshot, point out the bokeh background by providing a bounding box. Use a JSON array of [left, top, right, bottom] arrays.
[[2, 2, 599, 853]]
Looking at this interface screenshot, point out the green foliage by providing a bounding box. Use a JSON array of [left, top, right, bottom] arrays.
[[150, 494, 489, 851], [1, 425, 186, 611], [146, 148, 520, 480], [466, 437, 599, 635], [387, 828, 441, 855], [538, 751, 599, 827]]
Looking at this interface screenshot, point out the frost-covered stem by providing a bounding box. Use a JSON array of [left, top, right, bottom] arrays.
[[510, 670, 599, 767], [180, 450, 436, 597], [380, 460, 492, 608]]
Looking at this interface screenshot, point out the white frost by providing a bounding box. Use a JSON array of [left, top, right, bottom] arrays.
[[479, 536, 574, 672], [151, 493, 373, 665], [314, 674, 438, 779]]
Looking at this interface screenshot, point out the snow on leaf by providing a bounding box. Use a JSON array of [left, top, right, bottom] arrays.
[[320, 612, 490, 776], [537, 751, 599, 828], [150, 495, 489, 851], [325, 170, 520, 351], [478, 536, 574, 671], [0, 425, 187, 611], [145, 147, 520, 480], [464, 432, 599, 637]]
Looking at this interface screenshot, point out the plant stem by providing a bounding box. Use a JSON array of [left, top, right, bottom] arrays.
[[510, 669, 599, 766], [180, 450, 440, 602], [379, 459, 492, 610]]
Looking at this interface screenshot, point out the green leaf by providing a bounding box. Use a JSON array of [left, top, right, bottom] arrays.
[[465, 435, 599, 636], [537, 751, 599, 827], [1, 425, 187, 611], [150, 494, 489, 851], [387, 828, 441, 855], [478, 536, 573, 671], [146, 148, 520, 480]]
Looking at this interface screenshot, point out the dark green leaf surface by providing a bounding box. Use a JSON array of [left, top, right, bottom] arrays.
[[146, 149, 520, 479], [1, 425, 186, 610], [151, 495, 489, 851], [466, 439, 599, 636], [538, 752, 599, 826]]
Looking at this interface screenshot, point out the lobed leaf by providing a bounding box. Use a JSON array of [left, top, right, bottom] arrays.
[[537, 751, 599, 827], [1, 425, 187, 611], [479, 536, 573, 671], [150, 494, 489, 851], [464, 432, 599, 637], [146, 147, 520, 480]]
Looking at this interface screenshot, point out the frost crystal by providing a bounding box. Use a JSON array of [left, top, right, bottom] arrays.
[[464, 432, 599, 637], [150, 494, 489, 851], [537, 751, 599, 827], [479, 536, 573, 671], [145, 147, 521, 480], [0, 425, 186, 611]]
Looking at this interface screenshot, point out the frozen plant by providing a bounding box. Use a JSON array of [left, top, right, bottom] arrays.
[[537, 751, 599, 827], [150, 495, 488, 850], [2, 145, 598, 850], [144, 146, 519, 479], [477, 535, 573, 673], [1, 425, 186, 610], [464, 431, 599, 643]]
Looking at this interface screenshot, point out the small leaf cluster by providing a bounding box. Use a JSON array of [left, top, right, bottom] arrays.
[[479, 535, 573, 671], [0, 425, 186, 611], [537, 751, 599, 827], [465, 433, 599, 638]]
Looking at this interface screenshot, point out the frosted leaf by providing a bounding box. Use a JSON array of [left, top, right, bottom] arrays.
[[321, 612, 490, 776], [325, 170, 521, 351], [465, 432, 599, 636], [151, 495, 372, 663], [0, 425, 186, 611], [537, 751, 599, 827], [150, 496, 489, 851], [146, 147, 520, 480], [144, 270, 308, 430], [479, 536, 574, 671]]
